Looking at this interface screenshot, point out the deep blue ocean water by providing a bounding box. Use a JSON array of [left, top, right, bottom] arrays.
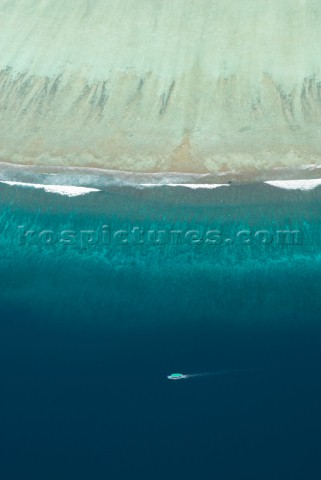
[[1, 183, 321, 479]]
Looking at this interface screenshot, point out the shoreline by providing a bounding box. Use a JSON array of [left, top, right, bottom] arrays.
[[2, 161, 321, 190]]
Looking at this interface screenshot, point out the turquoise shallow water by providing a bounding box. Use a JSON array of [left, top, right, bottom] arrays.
[[1, 183, 321, 479]]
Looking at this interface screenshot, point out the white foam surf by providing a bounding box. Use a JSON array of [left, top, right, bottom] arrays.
[[0, 181, 100, 197], [140, 183, 230, 189], [265, 179, 321, 191]]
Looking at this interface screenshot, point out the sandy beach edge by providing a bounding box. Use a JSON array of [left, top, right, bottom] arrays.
[[2, 160, 321, 188]]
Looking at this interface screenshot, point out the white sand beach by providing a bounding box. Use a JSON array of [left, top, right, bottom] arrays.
[[0, 1, 321, 176]]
